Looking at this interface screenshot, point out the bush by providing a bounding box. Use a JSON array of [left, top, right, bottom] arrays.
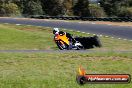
[[23, 1, 44, 16], [89, 4, 106, 17], [0, 3, 20, 17], [63, 0, 73, 16], [73, 0, 90, 17], [0, 5, 6, 16], [40, 0, 64, 16], [118, 7, 132, 17]]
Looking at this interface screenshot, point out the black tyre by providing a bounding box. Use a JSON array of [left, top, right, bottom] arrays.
[[74, 36, 102, 49], [56, 41, 69, 50], [93, 36, 102, 47], [75, 37, 94, 49]]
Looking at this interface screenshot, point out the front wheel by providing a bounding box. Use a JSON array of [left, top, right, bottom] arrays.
[[56, 41, 69, 50]]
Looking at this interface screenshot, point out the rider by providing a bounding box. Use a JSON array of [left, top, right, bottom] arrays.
[[53, 28, 74, 41], [53, 28, 75, 49]]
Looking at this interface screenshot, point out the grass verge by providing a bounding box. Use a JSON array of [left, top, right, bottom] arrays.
[[0, 23, 132, 88], [0, 52, 132, 88], [0, 24, 56, 50]]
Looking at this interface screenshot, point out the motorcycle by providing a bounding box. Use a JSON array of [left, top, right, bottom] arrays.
[[54, 32, 102, 50], [54, 33, 84, 50]]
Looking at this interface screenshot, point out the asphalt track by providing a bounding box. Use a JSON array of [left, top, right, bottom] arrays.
[[0, 17, 132, 39]]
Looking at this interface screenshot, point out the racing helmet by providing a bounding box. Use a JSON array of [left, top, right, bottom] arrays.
[[53, 28, 59, 34], [59, 31, 65, 36]]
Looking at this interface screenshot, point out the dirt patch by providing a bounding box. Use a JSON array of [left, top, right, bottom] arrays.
[[19, 28, 36, 31]]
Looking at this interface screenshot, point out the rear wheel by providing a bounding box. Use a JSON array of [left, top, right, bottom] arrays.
[[74, 36, 102, 49], [93, 36, 102, 47]]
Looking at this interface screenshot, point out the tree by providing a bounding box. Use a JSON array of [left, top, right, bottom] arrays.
[[99, 0, 132, 17], [118, 7, 132, 17], [129, 0, 132, 6], [0, 5, 6, 16], [73, 0, 90, 17], [0, 3, 20, 16], [89, 4, 106, 17], [41, 0, 64, 16], [63, 0, 73, 16], [100, 0, 119, 16], [13, 0, 23, 11], [119, 0, 132, 7], [0, 0, 12, 4], [23, 0, 43, 16]]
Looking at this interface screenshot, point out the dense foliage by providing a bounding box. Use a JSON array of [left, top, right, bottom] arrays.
[[73, 0, 90, 16], [0, 0, 132, 17], [99, 0, 132, 17]]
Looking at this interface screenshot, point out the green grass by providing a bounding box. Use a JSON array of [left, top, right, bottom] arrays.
[[0, 24, 56, 50], [0, 23, 132, 88], [0, 52, 131, 88]]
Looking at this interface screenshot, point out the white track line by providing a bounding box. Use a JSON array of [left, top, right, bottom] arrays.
[[82, 32, 86, 33], [4, 23, 9, 24], [16, 24, 21, 26], [105, 36, 109, 38], [99, 35, 103, 37], [77, 31, 81, 32], [27, 25, 31, 26], [78, 22, 83, 23], [123, 39, 127, 41], [91, 22, 96, 24], [107, 24, 112, 25], [69, 30, 73, 31]]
